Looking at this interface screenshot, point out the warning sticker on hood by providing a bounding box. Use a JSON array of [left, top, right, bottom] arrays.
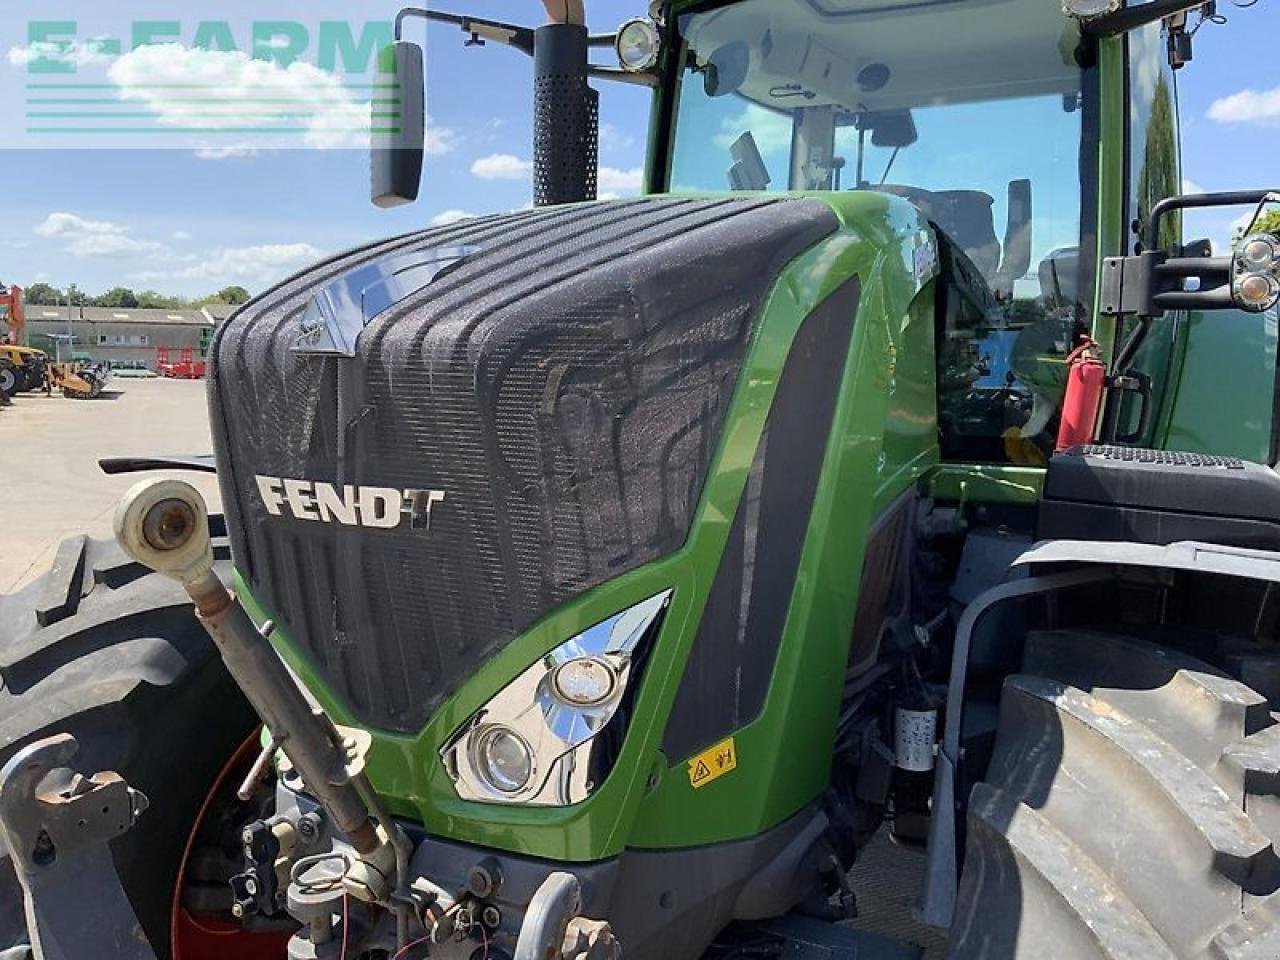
[[688, 737, 738, 789]]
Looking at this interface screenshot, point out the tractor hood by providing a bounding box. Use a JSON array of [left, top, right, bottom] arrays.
[[209, 197, 838, 732]]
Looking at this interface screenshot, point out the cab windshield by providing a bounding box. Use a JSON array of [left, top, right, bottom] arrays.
[[669, 0, 1096, 464]]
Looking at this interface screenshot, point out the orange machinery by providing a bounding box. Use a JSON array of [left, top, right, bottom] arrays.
[[0, 284, 25, 345]]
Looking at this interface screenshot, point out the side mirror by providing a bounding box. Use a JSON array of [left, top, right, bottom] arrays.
[[863, 110, 917, 149], [705, 42, 749, 98], [371, 41, 425, 208], [727, 132, 770, 191], [994, 179, 1033, 298]]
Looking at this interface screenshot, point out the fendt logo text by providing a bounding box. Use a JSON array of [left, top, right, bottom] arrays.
[[255, 476, 445, 531]]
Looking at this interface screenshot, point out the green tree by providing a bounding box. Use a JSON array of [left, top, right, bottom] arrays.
[[211, 285, 251, 305], [136, 290, 188, 310], [65, 283, 89, 307], [22, 282, 63, 305], [1252, 209, 1280, 238], [1231, 208, 1280, 247], [1136, 74, 1180, 253], [95, 287, 140, 309]]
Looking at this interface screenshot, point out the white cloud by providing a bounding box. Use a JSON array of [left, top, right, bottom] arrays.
[[468, 156, 642, 194], [1209, 87, 1280, 127], [7, 38, 114, 70], [163, 243, 324, 284], [600, 123, 635, 154], [471, 153, 534, 180], [598, 166, 643, 195], [427, 120, 460, 156], [35, 212, 169, 259], [715, 105, 793, 156], [35, 212, 123, 238], [108, 44, 373, 149], [1182, 179, 1205, 196], [173, 231, 193, 241], [430, 210, 477, 226]]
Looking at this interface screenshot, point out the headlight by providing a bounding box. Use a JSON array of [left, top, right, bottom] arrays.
[[471, 726, 535, 794], [615, 18, 661, 73], [1233, 233, 1280, 314], [443, 590, 671, 806]]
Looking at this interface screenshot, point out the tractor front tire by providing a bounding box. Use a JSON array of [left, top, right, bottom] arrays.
[[0, 367, 17, 398], [0, 526, 256, 959], [950, 630, 1280, 960]]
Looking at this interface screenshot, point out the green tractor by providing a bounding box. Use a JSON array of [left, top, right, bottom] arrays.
[[2, 1, 1279, 959]]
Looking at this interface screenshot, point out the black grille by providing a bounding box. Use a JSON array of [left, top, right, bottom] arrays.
[[660, 278, 860, 763], [210, 198, 837, 731], [1076, 445, 1245, 469]]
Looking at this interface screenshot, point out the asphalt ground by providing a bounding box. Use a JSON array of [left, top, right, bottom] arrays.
[[0, 377, 221, 592]]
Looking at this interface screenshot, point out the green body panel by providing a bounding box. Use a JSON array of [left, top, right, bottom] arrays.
[[1159, 308, 1278, 462], [925, 465, 1044, 507], [240, 192, 939, 861]]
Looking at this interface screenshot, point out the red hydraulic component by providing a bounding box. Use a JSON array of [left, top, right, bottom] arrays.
[[1055, 337, 1106, 452]]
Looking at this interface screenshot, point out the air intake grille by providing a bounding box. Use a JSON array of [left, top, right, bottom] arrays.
[[1077, 446, 1245, 469], [210, 198, 838, 731]]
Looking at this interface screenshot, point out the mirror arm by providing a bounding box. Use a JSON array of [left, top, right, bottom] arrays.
[[588, 65, 659, 87], [1147, 190, 1277, 251], [1152, 287, 1236, 312], [391, 10, 640, 84], [1085, 0, 1212, 37], [395, 8, 536, 56]]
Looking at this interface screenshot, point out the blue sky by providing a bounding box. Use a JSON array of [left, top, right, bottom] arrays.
[[0, 0, 1273, 298]]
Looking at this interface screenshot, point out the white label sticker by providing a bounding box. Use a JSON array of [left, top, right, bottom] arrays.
[[894, 707, 937, 773]]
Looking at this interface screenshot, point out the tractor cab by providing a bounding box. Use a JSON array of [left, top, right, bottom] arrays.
[[667, 0, 1090, 464], [655, 0, 1277, 466]]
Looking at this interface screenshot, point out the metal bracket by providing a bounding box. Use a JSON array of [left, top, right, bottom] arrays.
[[0, 734, 155, 960], [1099, 253, 1155, 317]]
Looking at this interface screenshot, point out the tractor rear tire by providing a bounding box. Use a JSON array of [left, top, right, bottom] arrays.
[[949, 630, 1280, 960], [0, 526, 257, 958]]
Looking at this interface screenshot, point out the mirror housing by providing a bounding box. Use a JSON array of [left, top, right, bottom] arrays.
[[727, 132, 770, 191], [994, 179, 1033, 298], [862, 110, 917, 149], [370, 41, 425, 208], [705, 42, 749, 98]]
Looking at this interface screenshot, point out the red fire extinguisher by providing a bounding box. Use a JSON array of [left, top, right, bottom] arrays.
[[1056, 337, 1106, 452]]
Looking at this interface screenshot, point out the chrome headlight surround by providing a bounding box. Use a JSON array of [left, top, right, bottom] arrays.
[[442, 590, 672, 806]]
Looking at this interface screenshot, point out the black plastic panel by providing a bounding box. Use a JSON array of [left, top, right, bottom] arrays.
[[661, 278, 861, 764], [209, 198, 838, 732], [1038, 445, 1280, 549]]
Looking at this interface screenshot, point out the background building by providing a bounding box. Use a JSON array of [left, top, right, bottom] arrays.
[[25, 305, 221, 366]]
